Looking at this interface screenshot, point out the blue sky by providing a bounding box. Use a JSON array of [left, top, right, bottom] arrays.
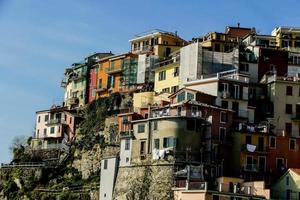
[[0, 0, 299, 163]]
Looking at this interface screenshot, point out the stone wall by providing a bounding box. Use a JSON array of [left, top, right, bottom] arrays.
[[113, 164, 174, 200]]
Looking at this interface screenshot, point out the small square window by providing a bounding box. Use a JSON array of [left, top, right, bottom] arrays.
[[50, 127, 55, 134]]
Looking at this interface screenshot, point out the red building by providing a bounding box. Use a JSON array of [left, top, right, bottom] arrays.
[[88, 65, 98, 102], [258, 48, 288, 81], [267, 135, 300, 182]]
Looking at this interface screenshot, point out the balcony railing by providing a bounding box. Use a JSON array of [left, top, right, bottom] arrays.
[[151, 109, 203, 119], [46, 118, 66, 126], [219, 91, 248, 101], [67, 97, 79, 105], [71, 72, 86, 81], [241, 144, 268, 153], [243, 164, 258, 172], [120, 130, 134, 138], [236, 123, 269, 133], [107, 66, 123, 74]]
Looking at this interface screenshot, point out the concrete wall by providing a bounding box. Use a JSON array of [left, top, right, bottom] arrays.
[[100, 157, 119, 200], [133, 92, 155, 109], [180, 42, 202, 87], [119, 138, 132, 167]]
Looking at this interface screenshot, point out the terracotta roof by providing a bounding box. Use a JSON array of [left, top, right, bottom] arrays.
[[290, 168, 300, 176]]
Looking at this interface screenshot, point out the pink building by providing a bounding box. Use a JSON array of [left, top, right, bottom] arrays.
[[31, 106, 78, 149]]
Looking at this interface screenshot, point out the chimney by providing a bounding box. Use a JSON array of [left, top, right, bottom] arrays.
[[237, 22, 240, 28]]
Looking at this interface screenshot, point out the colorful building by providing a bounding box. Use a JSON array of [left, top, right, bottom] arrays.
[[95, 53, 138, 98], [62, 62, 88, 109], [154, 51, 180, 94], [173, 177, 270, 200], [272, 26, 300, 52], [31, 106, 78, 149]]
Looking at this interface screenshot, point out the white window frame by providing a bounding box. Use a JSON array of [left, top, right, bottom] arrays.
[[234, 85, 240, 99], [289, 138, 296, 151], [222, 83, 229, 92], [220, 111, 227, 123]]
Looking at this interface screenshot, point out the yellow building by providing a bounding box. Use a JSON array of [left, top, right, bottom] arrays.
[[271, 168, 300, 199], [129, 29, 187, 59], [231, 127, 269, 180], [272, 26, 300, 51], [154, 51, 180, 94]]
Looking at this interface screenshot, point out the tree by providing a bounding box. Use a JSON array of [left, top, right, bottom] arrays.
[[10, 135, 28, 161]]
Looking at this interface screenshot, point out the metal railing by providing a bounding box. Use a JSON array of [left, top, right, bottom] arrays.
[[1, 162, 46, 168]]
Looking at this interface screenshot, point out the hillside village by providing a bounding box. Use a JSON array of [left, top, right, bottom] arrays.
[[2, 25, 300, 199]]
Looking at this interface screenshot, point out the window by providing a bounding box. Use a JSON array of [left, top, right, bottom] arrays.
[[286, 86, 293, 96], [38, 116, 41, 123], [158, 71, 166, 81], [177, 92, 185, 102], [234, 85, 240, 99], [221, 101, 228, 109], [187, 92, 194, 100], [240, 63, 249, 72], [276, 158, 284, 168], [246, 135, 252, 144], [269, 136, 276, 148], [138, 124, 145, 133], [50, 127, 55, 134], [92, 90, 96, 97], [286, 104, 293, 114], [69, 117, 72, 124], [219, 128, 226, 141], [220, 112, 228, 123], [187, 119, 196, 131], [154, 139, 160, 149], [140, 141, 146, 155], [98, 79, 102, 89], [163, 137, 177, 148], [103, 159, 108, 169], [214, 43, 221, 52], [286, 123, 292, 135], [289, 139, 296, 150], [153, 121, 158, 130], [162, 87, 170, 93], [125, 139, 130, 150], [220, 83, 229, 92], [36, 129, 40, 136], [173, 67, 179, 77], [286, 176, 290, 186], [45, 115, 49, 122], [43, 128, 47, 136], [171, 86, 179, 93]]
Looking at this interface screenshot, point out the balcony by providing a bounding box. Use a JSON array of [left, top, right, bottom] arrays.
[[67, 97, 79, 105], [219, 91, 248, 101], [243, 164, 258, 172], [94, 87, 107, 93], [241, 144, 268, 154], [120, 130, 134, 138], [71, 72, 86, 81], [133, 45, 153, 53], [61, 79, 67, 88], [236, 123, 269, 134], [46, 118, 66, 126], [106, 66, 123, 74], [292, 113, 300, 122]]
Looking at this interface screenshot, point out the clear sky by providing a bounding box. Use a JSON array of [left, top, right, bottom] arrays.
[[0, 0, 299, 163]]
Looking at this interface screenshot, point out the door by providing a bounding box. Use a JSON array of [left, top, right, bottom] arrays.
[[258, 156, 266, 172], [258, 137, 264, 152]]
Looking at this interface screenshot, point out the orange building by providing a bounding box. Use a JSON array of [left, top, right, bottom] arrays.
[[95, 53, 138, 98]]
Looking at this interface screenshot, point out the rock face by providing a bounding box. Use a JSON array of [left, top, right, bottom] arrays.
[[114, 165, 174, 200], [72, 144, 102, 180]]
